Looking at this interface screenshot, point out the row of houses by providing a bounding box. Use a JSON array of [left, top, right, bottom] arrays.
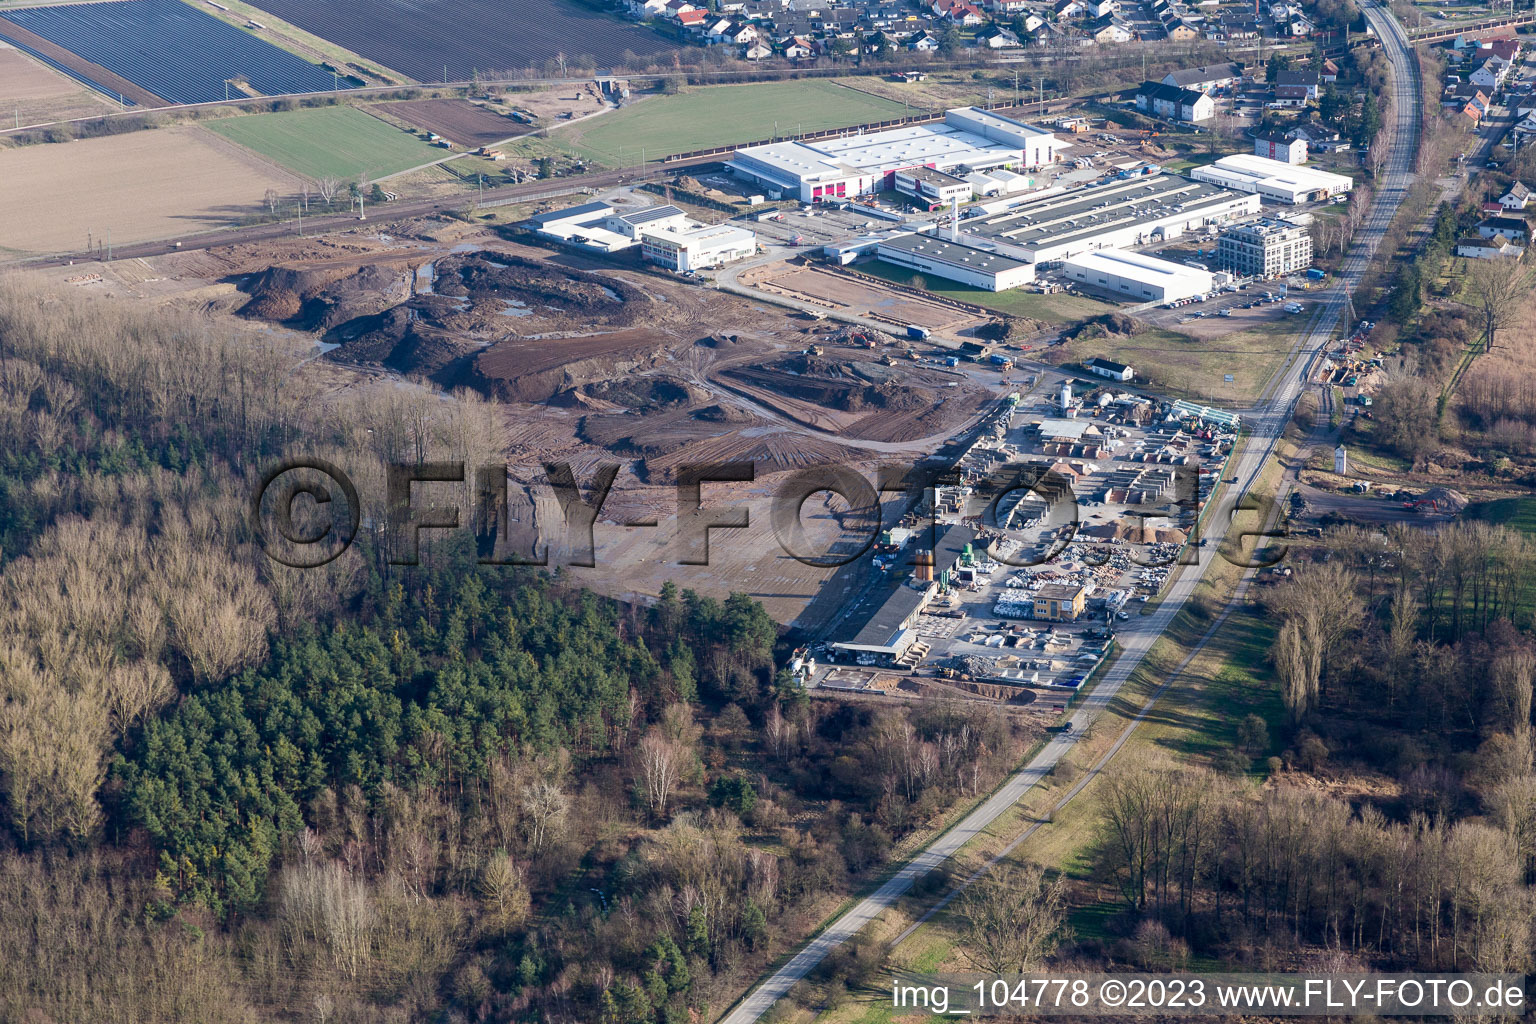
[[627, 0, 1319, 58], [1457, 182, 1533, 259], [1441, 35, 1523, 125]]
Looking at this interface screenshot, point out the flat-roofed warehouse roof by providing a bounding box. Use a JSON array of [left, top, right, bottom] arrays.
[[1062, 248, 1214, 301], [899, 165, 970, 186], [837, 525, 977, 649], [812, 123, 1024, 172], [1190, 154, 1354, 203], [965, 174, 1260, 260], [880, 232, 1033, 274], [620, 204, 686, 225], [1035, 417, 1095, 440], [526, 200, 612, 226]]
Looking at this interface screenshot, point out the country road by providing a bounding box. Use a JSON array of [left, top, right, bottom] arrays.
[[714, 5, 1422, 1022]]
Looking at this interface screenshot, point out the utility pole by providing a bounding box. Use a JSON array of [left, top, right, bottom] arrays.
[[297, 202, 303, 236], [106, 228, 112, 262], [1038, 76, 1044, 112]]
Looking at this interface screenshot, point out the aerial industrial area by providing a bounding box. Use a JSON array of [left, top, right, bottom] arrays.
[[4, 0, 1536, 1019]]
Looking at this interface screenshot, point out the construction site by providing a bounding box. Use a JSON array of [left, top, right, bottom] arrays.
[[34, 200, 1025, 629]]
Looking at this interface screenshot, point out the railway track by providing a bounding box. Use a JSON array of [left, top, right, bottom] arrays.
[[6, 158, 719, 270]]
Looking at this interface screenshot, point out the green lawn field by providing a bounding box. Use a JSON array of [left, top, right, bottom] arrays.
[[207, 106, 444, 180], [556, 80, 911, 165], [1472, 496, 1536, 535]]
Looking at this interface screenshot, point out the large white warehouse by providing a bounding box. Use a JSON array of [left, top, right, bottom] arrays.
[[728, 107, 1068, 203], [877, 232, 1037, 291], [1190, 154, 1354, 204], [1062, 248, 1213, 303]]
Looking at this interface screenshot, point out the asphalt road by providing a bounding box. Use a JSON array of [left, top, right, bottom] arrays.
[[715, 7, 1421, 1022]]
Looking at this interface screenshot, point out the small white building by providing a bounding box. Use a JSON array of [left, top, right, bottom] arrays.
[[1085, 356, 1134, 381], [526, 201, 634, 252], [1061, 248, 1213, 303], [641, 223, 757, 271], [1500, 181, 1531, 210], [1457, 234, 1522, 259], [1334, 445, 1347, 475]]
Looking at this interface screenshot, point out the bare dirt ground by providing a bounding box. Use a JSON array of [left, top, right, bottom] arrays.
[[371, 98, 524, 147], [27, 222, 1000, 620], [0, 42, 119, 125], [485, 81, 607, 122], [745, 263, 986, 333], [0, 124, 304, 255]]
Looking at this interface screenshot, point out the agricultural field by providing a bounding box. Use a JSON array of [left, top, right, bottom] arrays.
[[0, 0, 342, 104], [0, 124, 301, 254], [0, 40, 119, 125], [556, 80, 912, 164], [241, 0, 674, 82], [207, 105, 444, 179], [374, 98, 522, 147]]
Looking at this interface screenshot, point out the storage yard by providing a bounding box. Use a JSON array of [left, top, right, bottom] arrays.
[[0, 124, 303, 254], [0, 0, 344, 104], [235, 0, 673, 82], [740, 262, 989, 333]]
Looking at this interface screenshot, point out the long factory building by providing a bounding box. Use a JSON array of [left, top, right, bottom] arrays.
[[728, 107, 1069, 203], [876, 231, 1037, 291], [962, 173, 1261, 264]]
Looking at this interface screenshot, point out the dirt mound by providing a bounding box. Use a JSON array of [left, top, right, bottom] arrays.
[[1065, 313, 1147, 342], [431, 251, 646, 321], [240, 259, 414, 329], [693, 403, 755, 423], [754, 355, 930, 412], [976, 316, 1047, 341], [326, 297, 487, 377], [582, 376, 699, 411], [462, 328, 681, 404]]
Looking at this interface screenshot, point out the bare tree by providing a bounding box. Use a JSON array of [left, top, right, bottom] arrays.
[[518, 775, 569, 855], [1467, 255, 1526, 352], [1368, 140, 1389, 181], [264, 188, 279, 217], [479, 851, 531, 927], [1265, 562, 1364, 722], [317, 177, 342, 207], [960, 862, 1068, 975], [635, 729, 684, 817]]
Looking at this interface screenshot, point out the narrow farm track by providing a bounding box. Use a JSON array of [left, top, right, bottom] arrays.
[[714, 6, 1423, 1022]]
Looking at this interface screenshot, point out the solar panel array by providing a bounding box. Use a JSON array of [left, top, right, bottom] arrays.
[[0, 0, 347, 104]]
